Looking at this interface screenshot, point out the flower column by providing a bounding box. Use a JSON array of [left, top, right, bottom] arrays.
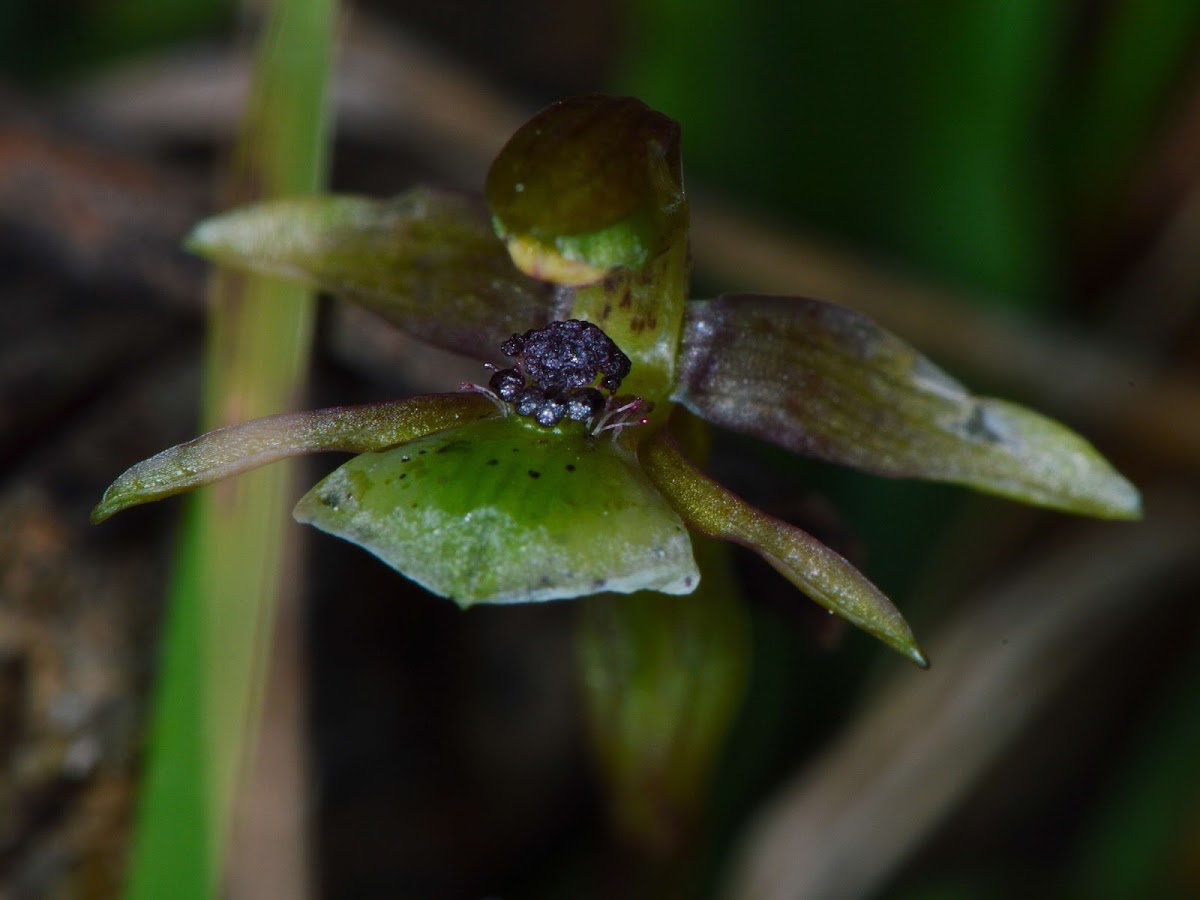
[[486, 95, 750, 859]]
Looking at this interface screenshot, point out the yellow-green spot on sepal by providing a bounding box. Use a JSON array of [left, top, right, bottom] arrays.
[[294, 417, 700, 605]]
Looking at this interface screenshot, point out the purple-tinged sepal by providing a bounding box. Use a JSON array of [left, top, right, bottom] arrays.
[[674, 294, 1141, 520]]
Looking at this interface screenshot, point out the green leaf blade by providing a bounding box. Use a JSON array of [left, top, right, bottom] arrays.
[[294, 417, 700, 605], [674, 294, 1141, 520], [92, 394, 499, 523], [186, 189, 559, 360]]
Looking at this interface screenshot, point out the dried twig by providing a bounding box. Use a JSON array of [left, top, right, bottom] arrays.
[[723, 493, 1200, 900]]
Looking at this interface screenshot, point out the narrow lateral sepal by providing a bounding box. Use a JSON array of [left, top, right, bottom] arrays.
[[91, 393, 499, 523], [641, 428, 928, 667]]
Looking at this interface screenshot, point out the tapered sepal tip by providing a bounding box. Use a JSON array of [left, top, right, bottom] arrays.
[[1088, 472, 1142, 521], [907, 645, 930, 670], [92, 478, 154, 522]]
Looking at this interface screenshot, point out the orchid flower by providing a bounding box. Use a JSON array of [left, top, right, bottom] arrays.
[[92, 95, 1140, 668]]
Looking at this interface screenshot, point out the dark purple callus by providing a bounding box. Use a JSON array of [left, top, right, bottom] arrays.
[[488, 367, 526, 402], [514, 388, 545, 417], [495, 320, 631, 429], [566, 388, 605, 422], [503, 320, 631, 394]]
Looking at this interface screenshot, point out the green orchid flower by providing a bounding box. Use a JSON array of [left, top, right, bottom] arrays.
[[92, 94, 1140, 668]]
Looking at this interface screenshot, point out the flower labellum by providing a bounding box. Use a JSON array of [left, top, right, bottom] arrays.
[[295, 416, 698, 605]]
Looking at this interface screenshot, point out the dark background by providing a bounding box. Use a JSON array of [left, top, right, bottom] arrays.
[[2, 1, 1200, 897]]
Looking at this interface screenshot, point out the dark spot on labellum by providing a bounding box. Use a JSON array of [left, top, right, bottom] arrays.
[[528, 470, 541, 479], [487, 459, 499, 466], [321, 488, 350, 508], [646, 313, 657, 330], [591, 579, 606, 590], [684, 577, 694, 588], [601, 303, 612, 319], [619, 288, 632, 309], [419, 449, 427, 455], [399, 473, 407, 480], [565, 464, 576, 472], [512, 447, 520, 453]]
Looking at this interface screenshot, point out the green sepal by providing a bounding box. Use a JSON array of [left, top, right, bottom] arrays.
[[294, 417, 700, 605], [91, 394, 499, 523], [486, 95, 686, 277], [186, 188, 558, 360], [641, 428, 928, 666], [675, 294, 1142, 520]]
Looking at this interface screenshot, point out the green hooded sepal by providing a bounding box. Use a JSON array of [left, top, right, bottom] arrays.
[[487, 95, 686, 284], [294, 417, 700, 605]]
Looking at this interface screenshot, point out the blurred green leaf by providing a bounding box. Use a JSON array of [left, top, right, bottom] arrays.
[[623, 2, 1060, 301], [1069, 640, 1200, 899], [0, 0, 231, 81], [1064, 0, 1200, 219], [124, 0, 334, 895], [673, 294, 1141, 519]]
